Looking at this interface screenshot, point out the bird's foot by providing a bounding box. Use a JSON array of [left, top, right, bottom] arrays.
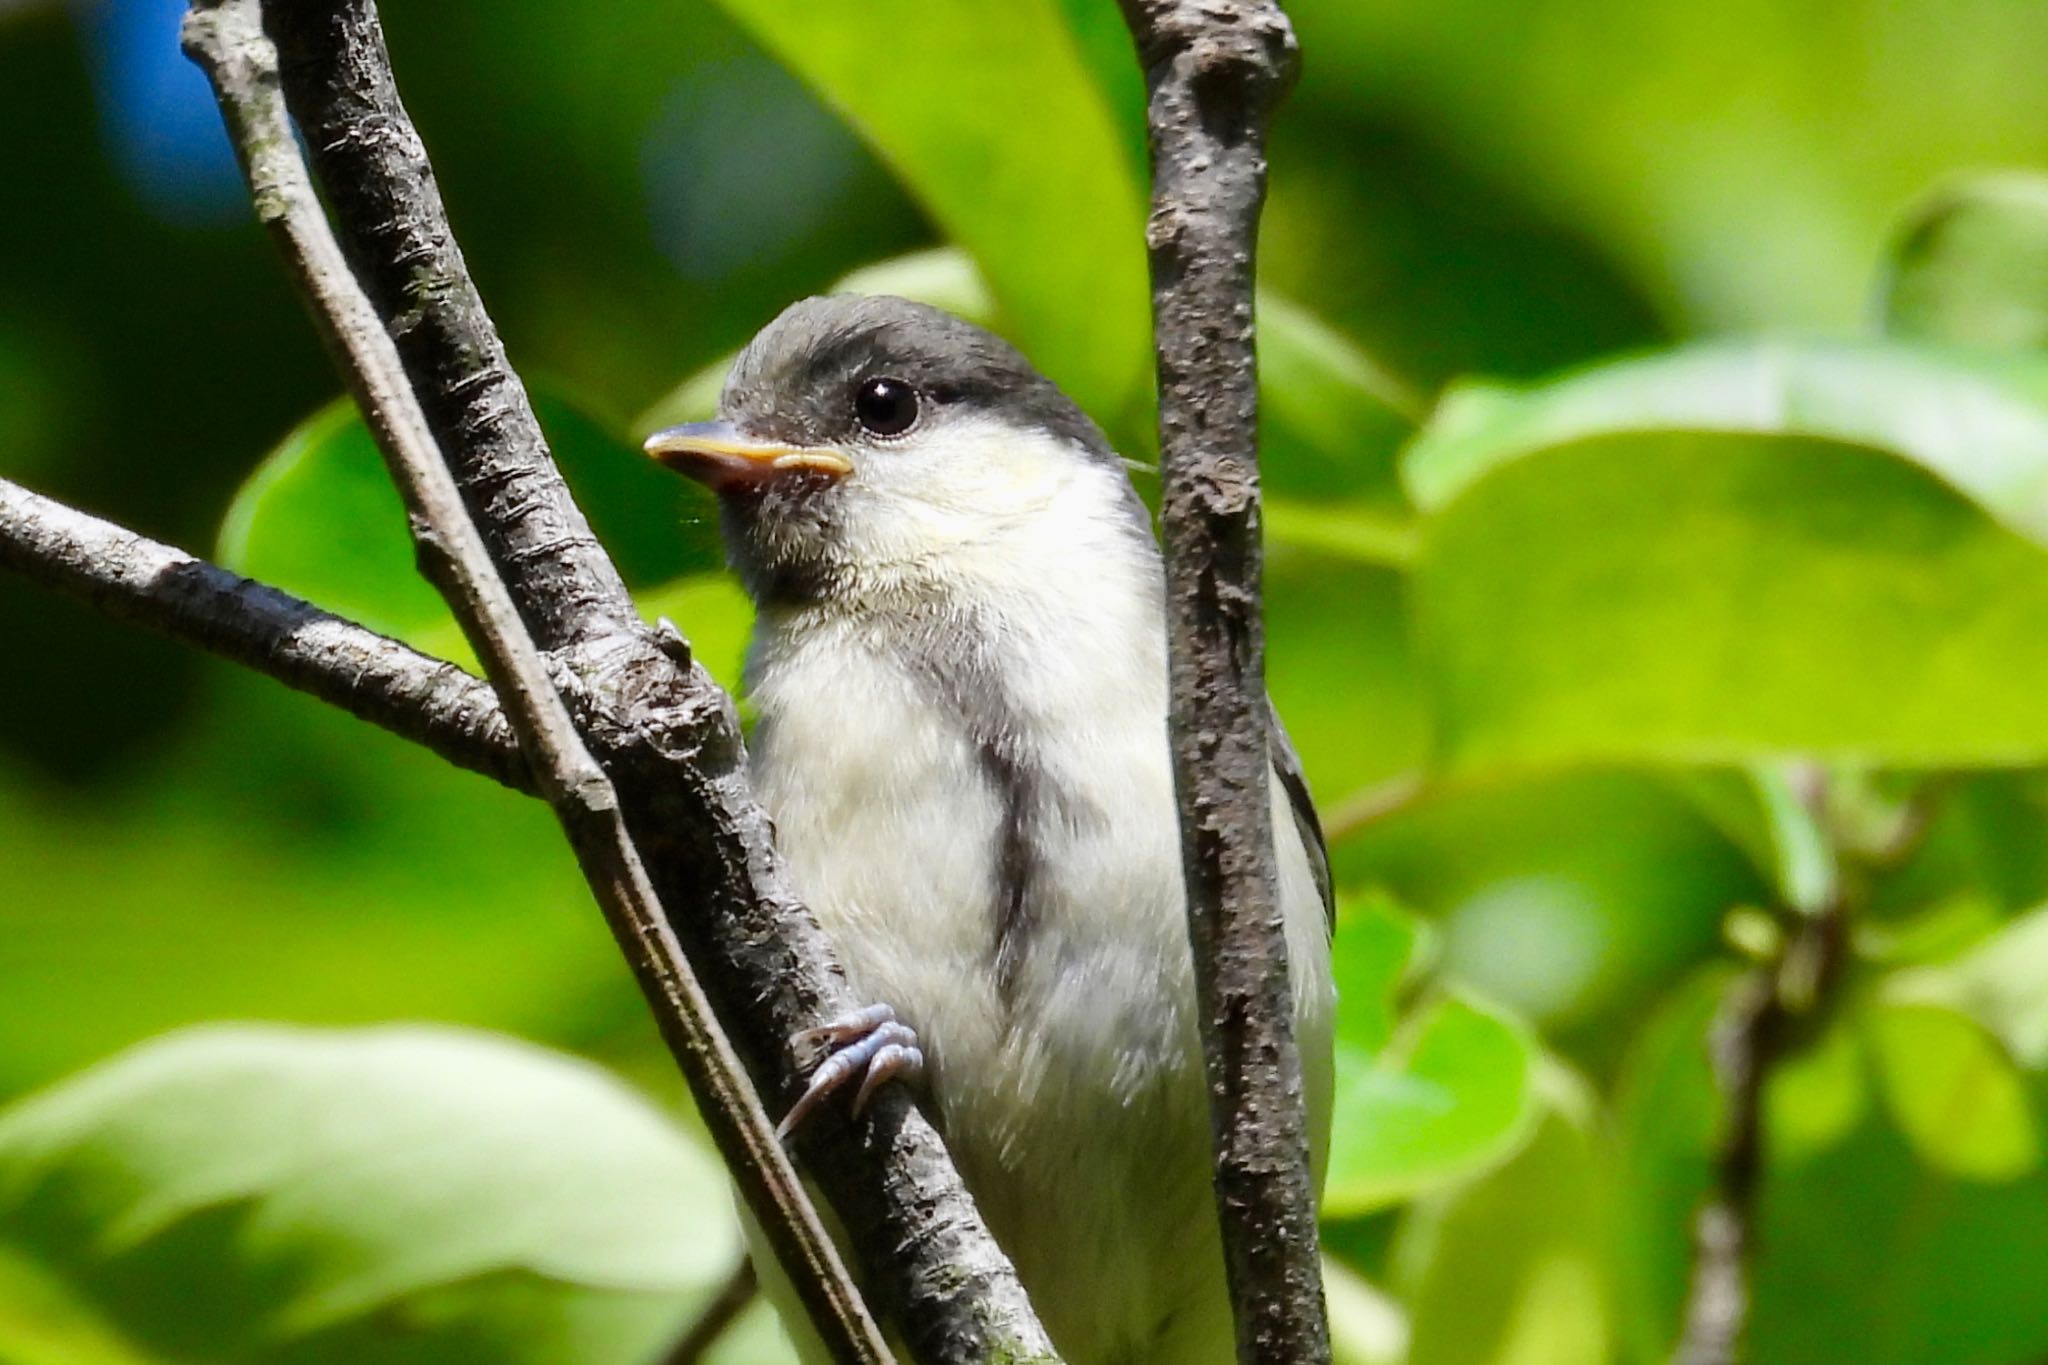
[[777, 1003, 925, 1141]]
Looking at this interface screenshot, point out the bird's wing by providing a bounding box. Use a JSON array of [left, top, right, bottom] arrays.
[[1269, 698, 1334, 932]]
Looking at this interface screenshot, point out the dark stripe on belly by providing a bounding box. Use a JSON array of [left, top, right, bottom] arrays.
[[889, 611, 1050, 1006], [977, 735, 1041, 1002]]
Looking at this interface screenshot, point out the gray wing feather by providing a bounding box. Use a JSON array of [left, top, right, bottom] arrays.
[[1268, 698, 1334, 931]]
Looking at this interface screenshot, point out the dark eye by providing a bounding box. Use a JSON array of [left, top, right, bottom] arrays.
[[853, 376, 919, 437]]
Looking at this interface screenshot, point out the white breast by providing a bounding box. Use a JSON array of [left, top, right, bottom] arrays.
[[745, 435, 1333, 1365]]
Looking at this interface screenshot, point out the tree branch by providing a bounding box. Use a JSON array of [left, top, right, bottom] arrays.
[[1116, 3, 1330, 1363], [182, 6, 891, 1361], [0, 475, 528, 793], [186, 1, 1054, 1359]]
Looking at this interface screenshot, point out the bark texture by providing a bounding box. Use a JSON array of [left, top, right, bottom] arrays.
[[1116, 2, 1332, 1362], [184, 4, 890, 1359], [0, 475, 526, 792]]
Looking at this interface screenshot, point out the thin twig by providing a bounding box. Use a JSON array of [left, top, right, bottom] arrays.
[[0, 475, 528, 792], [1322, 771, 1428, 844], [1674, 770, 1944, 1365], [665, 1258, 760, 1365], [1116, 2, 1331, 1363], [237, 3, 1054, 1358], [182, 5, 889, 1361]]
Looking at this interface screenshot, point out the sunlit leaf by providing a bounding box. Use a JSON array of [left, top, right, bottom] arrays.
[[1405, 341, 2048, 771], [1766, 1014, 1867, 1166], [221, 391, 719, 645], [0, 1026, 753, 1364], [1323, 994, 1540, 1217], [700, 0, 1151, 420], [1865, 1001, 2040, 1182], [1615, 968, 2048, 1365], [1884, 173, 2048, 350], [1324, 1255, 1409, 1365], [1665, 766, 1835, 913], [1392, 1093, 1618, 1365], [1888, 903, 2048, 1069], [1335, 772, 1763, 1030]]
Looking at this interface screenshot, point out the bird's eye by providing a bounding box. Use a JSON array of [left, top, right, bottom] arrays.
[[853, 376, 919, 437]]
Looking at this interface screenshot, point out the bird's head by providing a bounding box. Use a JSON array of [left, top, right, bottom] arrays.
[[644, 295, 1139, 607]]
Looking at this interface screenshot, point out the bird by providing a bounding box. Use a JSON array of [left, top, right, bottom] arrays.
[[644, 294, 1334, 1365]]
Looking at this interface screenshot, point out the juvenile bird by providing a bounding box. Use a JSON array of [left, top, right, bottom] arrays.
[[645, 295, 1334, 1365]]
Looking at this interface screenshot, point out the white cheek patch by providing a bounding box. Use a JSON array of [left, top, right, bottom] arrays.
[[848, 417, 1099, 570]]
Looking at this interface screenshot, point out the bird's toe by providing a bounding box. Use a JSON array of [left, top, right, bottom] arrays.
[[777, 1004, 922, 1140]]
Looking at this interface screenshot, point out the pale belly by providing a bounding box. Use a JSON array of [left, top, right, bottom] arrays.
[[749, 628, 1330, 1365]]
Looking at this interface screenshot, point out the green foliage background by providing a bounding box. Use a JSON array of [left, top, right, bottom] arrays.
[[5, 0, 2048, 1361]]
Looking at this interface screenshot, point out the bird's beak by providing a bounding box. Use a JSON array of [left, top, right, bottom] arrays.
[[642, 420, 854, 492]]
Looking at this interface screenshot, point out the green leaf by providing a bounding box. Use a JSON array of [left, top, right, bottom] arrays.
[[1884, 173, 2048, 350], [1323, 993, 1540, 1217], [221, 390, 719, 644], [1665, 766, 1835, 913], [700, 0, 1150, 420], [217, 400, 447, 638], [1330, 893, 1422, 1058], [1391, 1093, 1618, 1365], [1765, 1013, 1868, 1166], [629, 576, 756, 696], [1323, 1255, 1409, 1365], [1405, 340, 2048, 538], [1336, 772, 1765, 1030], [1404, 340, 2048, 771], [1616, 969, 2048, 1365], [1258, 292, 1427, 507], [1888, 903, 2048, 1069], [1865, 1001, 2041, 1182], [0, 1026, 753, 1365]]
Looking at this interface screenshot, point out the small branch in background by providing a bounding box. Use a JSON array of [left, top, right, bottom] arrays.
[[1674, 770, 1943, 1365], [0, 476, 530, 793], [1323, 771, 1428, 845], [1115, 2, 1330, 1363], [665, 1258, 760, 1365], [182, 5, 889, 1362]]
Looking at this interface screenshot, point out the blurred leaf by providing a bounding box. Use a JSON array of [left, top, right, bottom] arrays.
[[1404, 340, 2048, 538], [1610, 970, 1724, 1362], [1666, 766, 1835, 913], [1391, 1092, 1617, 1365], [1323, 993, 1540, 1217], [1331, 893, 1422, 1057], [1265, 500, 1417, 568], [1765, 1014, 1868, 1166], [1888, 903, 2048, 1069], [1405, 341, 2048, 771], [1336, 773, 1763, 1035], [216, 400, 446, 639], [1323, 1254, 1409, 1365], [1884, 173, 2048, 350], [0, 1025, 750, 1364], [1258, 291, 1426, 506], [629, 576, 756, 696], [702, 0, 1150, 420], [221, 391, 719, 644], [1616, 967, 2048, 1365], [1864, 1001, 2041, 1181]]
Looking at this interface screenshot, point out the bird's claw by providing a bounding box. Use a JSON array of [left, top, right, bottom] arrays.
[[778, 1003, 924, 1141]]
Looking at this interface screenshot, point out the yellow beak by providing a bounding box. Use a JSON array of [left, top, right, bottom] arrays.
[[642, 420, 854, 491]]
